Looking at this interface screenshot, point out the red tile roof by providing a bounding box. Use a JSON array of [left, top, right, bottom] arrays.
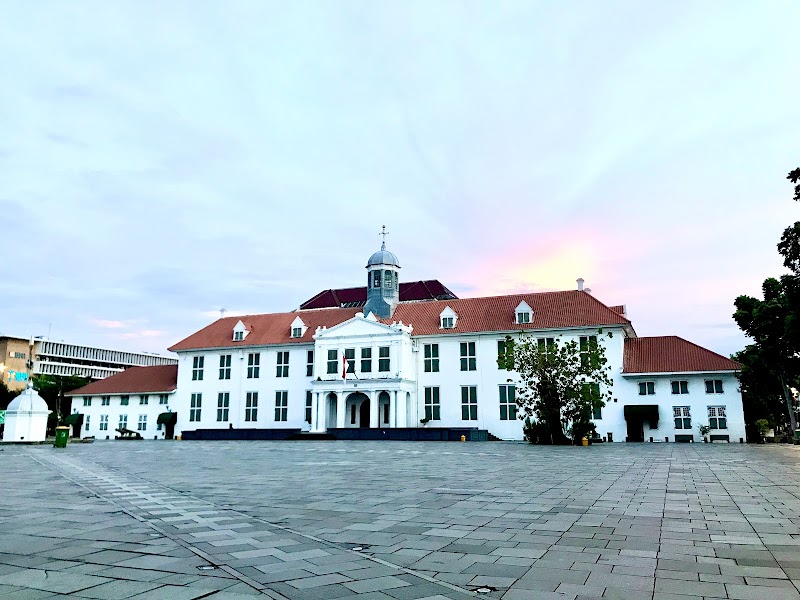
[[299, 280, 457, 309], [169, 291, 630, 351], [609, 305, 626, 316], [65, 365, 178, 396], [623, 336, 741, 374]]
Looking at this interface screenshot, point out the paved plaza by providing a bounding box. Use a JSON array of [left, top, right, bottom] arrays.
[[1, 441, 799, 600]]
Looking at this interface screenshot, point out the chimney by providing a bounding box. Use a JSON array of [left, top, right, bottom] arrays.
[[576, 278, 584, 291]]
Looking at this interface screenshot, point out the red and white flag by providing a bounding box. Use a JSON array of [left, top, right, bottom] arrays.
[[342, 354, 349, 380]]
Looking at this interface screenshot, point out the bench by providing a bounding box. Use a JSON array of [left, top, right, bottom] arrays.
[[115, 427, 143, 440]]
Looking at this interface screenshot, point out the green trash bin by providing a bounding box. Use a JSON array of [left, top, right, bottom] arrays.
[[794, 430, 800, 445], [54, 426, 70, 448]]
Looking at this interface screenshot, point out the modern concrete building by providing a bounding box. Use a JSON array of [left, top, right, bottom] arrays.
[[0, 335, 177, 391], [70, 240, 745, 443]]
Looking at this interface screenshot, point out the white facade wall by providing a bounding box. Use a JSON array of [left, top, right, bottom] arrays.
[[73, 391, 176, 440]]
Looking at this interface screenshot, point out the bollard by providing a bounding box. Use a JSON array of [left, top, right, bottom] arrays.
[[581, 437, 589, 446], [460, 434, 466, 442]]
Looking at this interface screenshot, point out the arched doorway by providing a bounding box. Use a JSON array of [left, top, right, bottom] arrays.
[[346, 392, 370, 428], [326, 393, 337, 428], [359, 401, 370, 428], [378, 391, 390, 426]]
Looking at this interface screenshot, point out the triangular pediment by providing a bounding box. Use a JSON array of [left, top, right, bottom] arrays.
[[314, 315, 398, 339]]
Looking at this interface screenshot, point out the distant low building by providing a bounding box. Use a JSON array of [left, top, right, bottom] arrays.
[[0, 335, 177, 392]]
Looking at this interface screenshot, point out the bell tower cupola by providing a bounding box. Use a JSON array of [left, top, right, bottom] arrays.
[[364, 226, 400, 319]]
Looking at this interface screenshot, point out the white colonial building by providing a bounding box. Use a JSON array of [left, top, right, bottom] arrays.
[[69, 242, 745, 443]]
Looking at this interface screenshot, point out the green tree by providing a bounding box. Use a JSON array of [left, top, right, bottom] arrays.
[[32, 374, 90, 422], [500, 331, 615, 444], [733, 168, 800, 434], [0, 380, 21, 410]]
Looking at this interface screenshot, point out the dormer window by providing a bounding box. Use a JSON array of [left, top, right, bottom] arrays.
[[232, 320, 249, 342], [290, 316, 308, 339], [515, 301, 532, 325], [439, 306, 458, 329]]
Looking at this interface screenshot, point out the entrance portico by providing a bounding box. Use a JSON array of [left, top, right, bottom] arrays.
[[310, 381, 414, 432]]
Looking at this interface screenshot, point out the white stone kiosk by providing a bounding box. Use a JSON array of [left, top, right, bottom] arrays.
[[2, 384, 50, 442]]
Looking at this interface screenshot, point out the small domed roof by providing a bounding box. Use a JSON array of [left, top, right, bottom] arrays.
[[6, 385, 50, 414], [366, 243, 400, 268]]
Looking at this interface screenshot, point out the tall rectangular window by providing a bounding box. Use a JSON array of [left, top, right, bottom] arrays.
[[275, 391, 287, 422], [219, 354, 232, 379], [424, 387, 440, 420], [705, 380, 724, 394], [373, 270, 381, 288], [579, 336, 597, 367], [217, 392, 229, 422], [344, 348, 355, 373], [113, 396, 122, 406], [140, 395, 149, 405], [361, 348, 372, 372], [305, 391, 313, 424], [460, 342, 476, 371], [307, 350, 314, 377], [99, 415, 108, 431], [638, 381, 655, 396], [118, 414, 128, 430], [424, 344, 439, 372], [378, 347, 390, 372], [276, 352, 289, 377], [327, 349, 338, 374], [583, 383, 601, 420], [673, 406, 691, 429], [671, 380, 689, 395], [499, 384, 516, 421], [137, 414, 147, 431], [461, 386, 478, 420], [192, 356, 204, 380], [247, 353, 260, 379], [708, 406, 727, 429], [246, 392, 258, 421], [83, 397, 91, 407], [85, 415, 90, 431], [159, 394, 169, 405], [190, 393, 202, 422]]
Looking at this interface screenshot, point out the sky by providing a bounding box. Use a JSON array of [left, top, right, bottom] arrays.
[[1, 1, 798, 359]]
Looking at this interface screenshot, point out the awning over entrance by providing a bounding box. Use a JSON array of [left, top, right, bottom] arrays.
[[63, 413, 83, 426], [157, 412, 177, 425], [623, 405, 659, 428]]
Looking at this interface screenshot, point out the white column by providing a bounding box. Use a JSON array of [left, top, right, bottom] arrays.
[[391, 391, 398, 428], [311, 392, 322, 432], [370, 390, 379, 429], [336, 392, 346, 428]]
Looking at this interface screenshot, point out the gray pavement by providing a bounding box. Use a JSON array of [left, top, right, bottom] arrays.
[[1, 441, 799, 600]]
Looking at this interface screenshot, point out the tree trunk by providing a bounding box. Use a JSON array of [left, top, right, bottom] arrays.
[[779, 374, 798, 434]]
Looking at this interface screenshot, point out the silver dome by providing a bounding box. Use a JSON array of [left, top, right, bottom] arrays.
[[366, 245, 400, 268]]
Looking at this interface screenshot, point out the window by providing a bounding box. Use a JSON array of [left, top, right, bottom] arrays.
[[671, 380, 689, 395], [190, 393, 202, 422], [217, 392, 229, 422], [233, 330, 244, 341], [351, 404, 357, 424], [137, 415, 147, 431], [424, 344, 439, 372], [582, 383, 601, 420], [361, 348, 372, 372], [639, 381, 655, 396], [274, 391, 287, 422], [99, 415, 108, 431], [344, 348, 355, 373], [246, 392, 258, 422], [107, 396, 116, 406], [537, 338, 555, 353], [378, 346, 390, 372], [441, 316, 454, 329], [82, 397, 91, 407], [705, 380, 724, 394], [373, 270, 381, 288], [673, 406, 691, 429], [291, 327, 302, 338], [517, 311, 530, 324], [424, 387, 440, 420], [384, 270, 393, 289], [579, 336, 598, 367], [159, 394, 169, 405], [307, 350, 314, 377], [708, 406, 727, 429], [276, 351, 289, 377], [327, 349, 338, 374], [118, 414, 128, 429], [192, 356, 204, 380], [383, 403, 389, 424], [460, 342, 476, 371], [140, 395, 149, 405], [461, 386, 478, 420], [499, 384, 516, 421], [305, 391, 313, 424], [85, 415, 90, 431], [219, 354, 232, 379], [247, 353, 260, 379]]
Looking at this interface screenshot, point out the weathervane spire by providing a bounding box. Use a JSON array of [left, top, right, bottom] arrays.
[[380, 225, 389, 250]]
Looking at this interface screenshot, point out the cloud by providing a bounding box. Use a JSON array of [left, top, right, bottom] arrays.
[[92, 319, 128, 329]]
